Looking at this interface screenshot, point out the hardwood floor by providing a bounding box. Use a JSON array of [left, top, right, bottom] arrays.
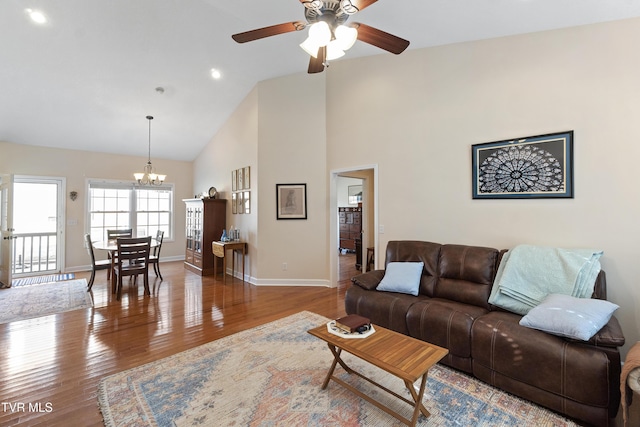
[[0, 254, 360, 426]]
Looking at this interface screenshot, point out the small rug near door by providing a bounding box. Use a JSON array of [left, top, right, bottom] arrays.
[[0, 279, 91, 324], [11, 273, 75, 287], [98, 311, 578, 427]]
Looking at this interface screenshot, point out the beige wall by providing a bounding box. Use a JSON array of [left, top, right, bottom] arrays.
[[0, 141, 193, 269], [256, 73, 328, 285], [325, 18, 640, 356], [194, 17, 640, 355], [193, 88, 259, 281], [193, 73, 329, 285]]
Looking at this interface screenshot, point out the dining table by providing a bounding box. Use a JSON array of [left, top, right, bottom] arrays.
[[93, 237, 160, 293]]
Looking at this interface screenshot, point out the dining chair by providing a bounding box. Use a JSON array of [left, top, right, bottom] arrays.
[[113, 236, 151, 301], [149, 230, 164, 280], [85, 233, 111, 291], [107, 228, 133, 240], [105, 228, 133, 279]]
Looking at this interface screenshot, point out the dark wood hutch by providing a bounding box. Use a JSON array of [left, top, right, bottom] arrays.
[[183, 198, 226, 275]]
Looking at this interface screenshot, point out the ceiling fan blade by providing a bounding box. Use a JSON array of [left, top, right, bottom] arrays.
[[340, 0, 378, 14], [308, 46, 326, 74], [352, 22, 409, 54], [232, 21, 306, 43], [299, 0, 322, 11]]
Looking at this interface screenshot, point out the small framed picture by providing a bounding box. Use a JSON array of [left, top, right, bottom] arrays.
[[348, 185, 362, 205], [472, 131, 574, 199], [243, 191, 251, 214], [237, 191, 244, 214], [232, 170, 237, 192], [237, 168, 244, 191], [232, 192, 237, 214], [243, 166, 250, 189], [276, 183, 307, 220]]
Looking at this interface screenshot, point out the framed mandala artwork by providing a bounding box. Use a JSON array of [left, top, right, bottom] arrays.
[[472, 131, 574, 199]]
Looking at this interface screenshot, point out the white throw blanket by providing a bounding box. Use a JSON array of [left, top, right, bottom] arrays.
[[488, 245, 602, 315]]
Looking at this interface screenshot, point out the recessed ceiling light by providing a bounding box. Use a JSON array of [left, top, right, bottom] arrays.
[[210, 68, 222, 80], [25, 8, 47, 24]]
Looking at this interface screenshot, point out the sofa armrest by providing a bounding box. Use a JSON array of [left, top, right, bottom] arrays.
[[584, 315, 625, 347], [351, 270, 385, 290]]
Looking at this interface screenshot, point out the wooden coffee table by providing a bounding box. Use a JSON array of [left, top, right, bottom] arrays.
[[308, 322, 448, 427]]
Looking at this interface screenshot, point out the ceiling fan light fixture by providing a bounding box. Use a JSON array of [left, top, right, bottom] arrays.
[[334, 25, 358, 51], [300, 37, 320, 58], [308, 21, 331, 47], [326, 41, 345, 60]]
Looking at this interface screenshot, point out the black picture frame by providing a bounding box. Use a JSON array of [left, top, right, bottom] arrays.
[[472, 131, 574, 199], [276, 183, 307, 220]]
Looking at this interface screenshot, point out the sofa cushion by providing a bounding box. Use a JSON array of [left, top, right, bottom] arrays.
[[407, 298, 488, 373], [352, 270, 385, 291], [376, 262, 424, 296], [519, 293, 619, 341], [385, 241, 440, 296], [472, 311, 613, 409], [344, 285, 424, 335], [435, 244, 499, 309]]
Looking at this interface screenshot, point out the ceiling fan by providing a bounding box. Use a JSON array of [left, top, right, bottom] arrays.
[[231, 0, 410, 74]]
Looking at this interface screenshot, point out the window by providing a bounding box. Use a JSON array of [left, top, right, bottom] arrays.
[[88, 180, 173, 242]]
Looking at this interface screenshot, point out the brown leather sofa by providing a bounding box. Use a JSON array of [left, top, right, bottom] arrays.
[[345, 240, 625, 426]]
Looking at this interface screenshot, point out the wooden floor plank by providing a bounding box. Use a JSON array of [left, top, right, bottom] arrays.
[[0, 254, 359, 426]]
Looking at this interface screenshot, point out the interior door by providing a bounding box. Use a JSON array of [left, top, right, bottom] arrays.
[[0, 174, 15, 287]]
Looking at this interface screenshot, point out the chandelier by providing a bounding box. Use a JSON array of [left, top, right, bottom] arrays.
[[134, 115, 166, 186]]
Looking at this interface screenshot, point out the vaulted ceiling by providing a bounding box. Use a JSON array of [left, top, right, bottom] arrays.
[[2, 0, 639, 161]]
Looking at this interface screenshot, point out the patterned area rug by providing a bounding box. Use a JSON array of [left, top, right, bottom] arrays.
[[11, 273, 75, 287], [0, 279, 91, 324], [98, 311, 579, 426]]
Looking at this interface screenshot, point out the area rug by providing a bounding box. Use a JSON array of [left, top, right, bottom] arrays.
[[0, 279, 91, 324], [98, 311, 578, 427], [11, 273, 75, 287]]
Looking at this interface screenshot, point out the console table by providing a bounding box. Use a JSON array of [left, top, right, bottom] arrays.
[[211, 241, 247, 284]]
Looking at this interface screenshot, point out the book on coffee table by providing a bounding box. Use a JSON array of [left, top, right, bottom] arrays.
[[335, 314, 370, 333]]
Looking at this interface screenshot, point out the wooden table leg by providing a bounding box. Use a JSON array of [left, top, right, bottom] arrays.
[[405, 373, 431, 424], [110, 251, 116, 294], [231, 249, 235, 282], [223, 253, 227, 285], [320, 343, 432, 427]]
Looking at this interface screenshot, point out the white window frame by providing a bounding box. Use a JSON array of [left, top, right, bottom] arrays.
[[86, 179, 174, 242]]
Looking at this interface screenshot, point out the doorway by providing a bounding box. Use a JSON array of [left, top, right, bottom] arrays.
[[330, 165, 377, 287], [0, 175, 66, 285]]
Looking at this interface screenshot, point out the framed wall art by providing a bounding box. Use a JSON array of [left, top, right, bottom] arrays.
[[472, 131, 574, 199], [276, 183, 307, 220], [231, 170, 237, 192], [348, 185, 362, 205], [243, 191, 251, 214], [243, 166, 250, 190]]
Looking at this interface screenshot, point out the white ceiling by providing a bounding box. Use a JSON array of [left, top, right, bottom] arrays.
[[2, 0, 640, 162]]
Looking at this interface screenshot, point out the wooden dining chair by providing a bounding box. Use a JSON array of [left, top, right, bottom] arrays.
[[85, 233, 111, 291], [149, 230, 164, 280], [105, 228, 133, 279], [107, 228, 133, 240], [113, 236, 151, 301]]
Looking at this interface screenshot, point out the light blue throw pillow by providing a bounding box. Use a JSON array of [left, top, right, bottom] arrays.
[[376, 262, 424, 296], [519, 293, 619, 341]]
